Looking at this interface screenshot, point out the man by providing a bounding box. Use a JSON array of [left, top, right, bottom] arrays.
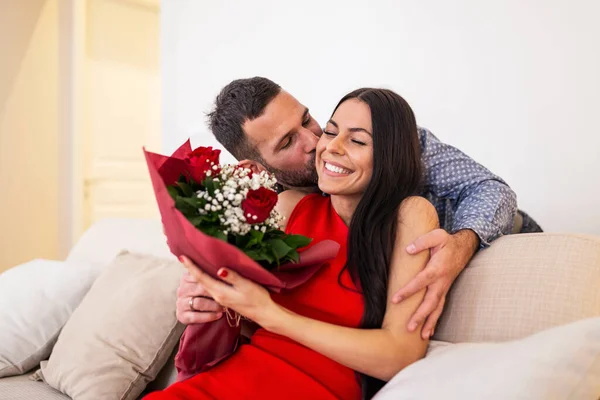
[[176, 77, 541, 341]]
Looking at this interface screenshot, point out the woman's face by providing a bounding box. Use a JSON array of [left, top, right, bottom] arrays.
[[316, 99, 373, 197]]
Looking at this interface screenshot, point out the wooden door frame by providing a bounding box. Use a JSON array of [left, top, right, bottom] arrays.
[[57, 0, 86, 258], [57, 0, 160, 257]]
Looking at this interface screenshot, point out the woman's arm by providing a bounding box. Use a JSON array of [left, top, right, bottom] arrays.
[[182, 196, 439, 381], [274, 190, 306, 230], [262, 196, 439, 381]]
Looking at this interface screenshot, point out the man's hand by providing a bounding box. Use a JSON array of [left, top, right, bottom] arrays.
[[176, 270, 225, 325], [392, 229, 479, 340]]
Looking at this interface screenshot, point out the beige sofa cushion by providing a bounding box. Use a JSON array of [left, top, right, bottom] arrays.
[[36, 252, 185, 400], [435, 233, 600, 342], [375, 317, 600, 400], [0, 260, 98, 378], [0, 373, 69, 400]]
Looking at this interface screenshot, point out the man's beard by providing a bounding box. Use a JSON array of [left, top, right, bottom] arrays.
[[265, 155, 319, 188]]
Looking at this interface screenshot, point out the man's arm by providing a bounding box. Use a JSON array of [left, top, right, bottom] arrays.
[[418, 126, 517, 246], [393, 127, 518, 340]]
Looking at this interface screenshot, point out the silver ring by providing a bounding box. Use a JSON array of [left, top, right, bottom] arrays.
[[189, 297, 197, 311]]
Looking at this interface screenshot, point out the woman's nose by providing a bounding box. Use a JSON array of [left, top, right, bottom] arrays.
[[325, 134, 345, 155]]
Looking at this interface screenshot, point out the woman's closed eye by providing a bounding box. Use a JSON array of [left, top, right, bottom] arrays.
[[324, 130, 366, 146]]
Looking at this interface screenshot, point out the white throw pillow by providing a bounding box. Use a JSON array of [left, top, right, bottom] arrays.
[[374, 317, 600, 400], [0, 259, 98, 377], [36, 252, 185, 400]]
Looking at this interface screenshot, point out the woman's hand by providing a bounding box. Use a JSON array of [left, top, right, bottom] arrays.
[[178, 256, 282, 328]]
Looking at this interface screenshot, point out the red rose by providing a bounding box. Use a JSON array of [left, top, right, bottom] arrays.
[[184, 146, 221, 183], [241, 187, 278, 224]]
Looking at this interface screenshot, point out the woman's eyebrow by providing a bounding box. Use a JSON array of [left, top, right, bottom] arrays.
[[327, 119, 372, 135]]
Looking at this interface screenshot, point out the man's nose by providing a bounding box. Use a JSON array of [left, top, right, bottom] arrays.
[[299, 127, 319, 153]]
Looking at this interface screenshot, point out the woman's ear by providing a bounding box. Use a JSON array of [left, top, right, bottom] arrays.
[[238, 159, 267, 174]]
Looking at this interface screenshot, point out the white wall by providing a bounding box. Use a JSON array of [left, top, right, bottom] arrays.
[[161, 0, 600, 235]]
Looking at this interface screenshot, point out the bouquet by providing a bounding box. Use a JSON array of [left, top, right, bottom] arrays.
[[143, 140, 340, 382], [166, 145, 311, 270]]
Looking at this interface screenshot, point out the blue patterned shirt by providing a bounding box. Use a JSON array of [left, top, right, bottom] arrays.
[[418, 127, 517, 248]]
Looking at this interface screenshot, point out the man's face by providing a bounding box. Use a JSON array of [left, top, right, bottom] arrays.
[[242, 91, 322, 188]]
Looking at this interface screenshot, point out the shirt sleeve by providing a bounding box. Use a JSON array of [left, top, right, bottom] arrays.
[[418, 127, 517, 247]]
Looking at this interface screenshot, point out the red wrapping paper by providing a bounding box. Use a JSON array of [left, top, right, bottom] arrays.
[[143, 141, 340, 381]]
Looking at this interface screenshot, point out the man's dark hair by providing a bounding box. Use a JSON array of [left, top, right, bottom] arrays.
[[207, 77, 281, 160]]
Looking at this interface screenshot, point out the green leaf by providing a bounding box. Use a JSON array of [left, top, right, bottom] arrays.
[[175, 196, 200, 215], [246, 229, 264, 247], [176, 182, 194, 197], [167, 185, 179, 200], [260, 251, 275, 264], [285, 249, 300, 263], [245, 249, 275, 264], [212, 230, 227, 242], [265, 230, 286, 239], [203, 177, 220, 196], [266, 238, 293, 259], [188, 216, 206, 227], [178, 197, 203, 216], [178, 173, 189, 183], [283, 234, 312, 249], [235, 234, 250, 249], [200, 225, 227, 242], [244, 249, 259, 259]]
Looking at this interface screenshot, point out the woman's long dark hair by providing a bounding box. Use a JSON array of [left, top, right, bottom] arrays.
[[332, 88, 423, 399]]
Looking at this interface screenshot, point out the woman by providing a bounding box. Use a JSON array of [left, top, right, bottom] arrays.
[[146, 88, 439, 399]]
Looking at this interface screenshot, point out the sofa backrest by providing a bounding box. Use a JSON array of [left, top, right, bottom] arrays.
[[435, 232, 600, 342], [66, 218, 173, 270]]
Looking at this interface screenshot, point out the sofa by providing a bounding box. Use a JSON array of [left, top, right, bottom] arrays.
[[0, 218, 599, 400]]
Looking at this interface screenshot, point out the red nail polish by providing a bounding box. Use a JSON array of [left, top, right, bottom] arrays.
[[218, 269, 228, 278], [178, 256, 185, 263]]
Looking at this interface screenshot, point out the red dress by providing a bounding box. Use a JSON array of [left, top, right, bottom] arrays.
[[145, 194, 364, 400]]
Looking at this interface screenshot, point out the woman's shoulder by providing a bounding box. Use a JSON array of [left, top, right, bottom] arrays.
[[276, 190, 308, 219], [397, 196, 439, 230], [276, 191, 325, 230]]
